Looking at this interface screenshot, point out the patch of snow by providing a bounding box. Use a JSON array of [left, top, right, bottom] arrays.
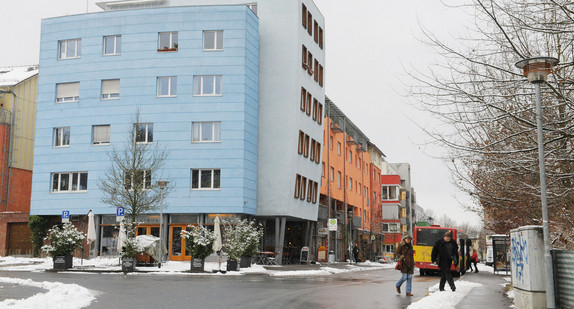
[[407, 281, 482, 309]]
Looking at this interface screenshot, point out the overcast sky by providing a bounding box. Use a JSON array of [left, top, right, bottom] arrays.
[[0, 0, 481, 226]]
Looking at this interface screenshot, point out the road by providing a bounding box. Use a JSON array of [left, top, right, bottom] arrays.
[[0, 268, 440, 309]]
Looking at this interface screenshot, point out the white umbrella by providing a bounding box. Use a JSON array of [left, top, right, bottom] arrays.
[[213, 215, 222, 252], [86, 211, 97, 257], [117, 221, 126, 254]]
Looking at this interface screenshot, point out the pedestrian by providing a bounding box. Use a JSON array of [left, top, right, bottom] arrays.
[[395, 234, 415, 296], [353, 242, 359, 264], [470, 249, 479, 273], [431, 231, 459, 292]]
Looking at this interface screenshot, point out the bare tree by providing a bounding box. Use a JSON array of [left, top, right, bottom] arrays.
[[407, 0, 574, 248], [99, 112, 171, 226]]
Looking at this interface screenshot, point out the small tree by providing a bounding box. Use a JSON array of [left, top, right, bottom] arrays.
[[41, 223, 85, 257], [28, 216, 50, 257], [223, 219, 263, 261], [182, 225, 216, 260]]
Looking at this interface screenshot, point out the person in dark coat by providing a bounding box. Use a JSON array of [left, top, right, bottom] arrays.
[[431, 231, 459, 291], [352, 242, 359, 264], [395, 234, 415, 296]]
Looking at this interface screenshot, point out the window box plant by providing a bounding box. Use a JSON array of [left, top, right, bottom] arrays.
[[182, 224, 215, 272], [41, 223, 85, 270]]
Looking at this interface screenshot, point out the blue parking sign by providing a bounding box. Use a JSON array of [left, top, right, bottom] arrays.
[[116, 207, 125, 222], [62, 210, 70, 223]]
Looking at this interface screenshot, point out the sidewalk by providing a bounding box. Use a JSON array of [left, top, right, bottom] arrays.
[[456, 269, 513, 309]]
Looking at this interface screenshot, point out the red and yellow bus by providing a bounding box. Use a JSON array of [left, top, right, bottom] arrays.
[[413, 225, 470, 276]]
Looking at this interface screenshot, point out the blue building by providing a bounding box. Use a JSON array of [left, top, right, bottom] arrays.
[[32, 4, 259, 259]]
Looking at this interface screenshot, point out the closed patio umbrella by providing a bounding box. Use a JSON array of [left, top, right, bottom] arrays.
[[213, 215, 224, 273], [117, 221, 126, 254], [86, 211, 97, 257]]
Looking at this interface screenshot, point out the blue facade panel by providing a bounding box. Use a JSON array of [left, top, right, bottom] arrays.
[[31, 6, 259, 216]]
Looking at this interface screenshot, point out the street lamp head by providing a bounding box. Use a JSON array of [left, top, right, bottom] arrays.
[[157, 180, 169, 189], [515, 56, 559, 83]]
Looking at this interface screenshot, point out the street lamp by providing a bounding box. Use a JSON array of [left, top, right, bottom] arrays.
[[157, 180, 169, 268], [515, 56, 558, 309]]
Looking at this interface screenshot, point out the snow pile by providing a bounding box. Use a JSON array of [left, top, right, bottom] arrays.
[[0, 277, 95, 309], [407, 281, 483, 309]]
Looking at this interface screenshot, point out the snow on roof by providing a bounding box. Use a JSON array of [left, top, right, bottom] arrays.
[[0, 65, 39, 87]]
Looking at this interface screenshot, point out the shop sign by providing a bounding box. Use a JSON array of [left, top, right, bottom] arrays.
[[328, 218, 337, 231], [318, 227, 328, 235]]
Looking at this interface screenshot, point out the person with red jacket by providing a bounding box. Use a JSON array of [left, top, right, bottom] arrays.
[[470, 249, 479, 273]]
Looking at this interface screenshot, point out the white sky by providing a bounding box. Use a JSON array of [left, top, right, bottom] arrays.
[[0, 0, 481, 227]]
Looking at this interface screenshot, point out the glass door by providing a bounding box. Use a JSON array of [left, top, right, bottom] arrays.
[[170, 225, 192, 261]]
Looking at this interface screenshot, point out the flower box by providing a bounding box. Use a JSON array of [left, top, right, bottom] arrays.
[[53, 255, 73, 270]]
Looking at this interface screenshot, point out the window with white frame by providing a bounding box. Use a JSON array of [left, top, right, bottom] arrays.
[[59, 39, 81, 59], [101, 79, 120, 100], [53, 127, 70, 147], [103, 35, 121, 55], [92, 125, 110, 145], [382, 223, 400, 233], [158, 32, 178, 51], [52, 172, 88, 192], [193, 75, 222, 96], [203, 30, 223, 51], [192, 121, 221, 142], [382, 185, 399, 200], [135, 123, 153, 143], [191, 169, 221, 190], [124, 170, 151, 191], [157, 76, 177, 97], [56, 82, 80, 103]]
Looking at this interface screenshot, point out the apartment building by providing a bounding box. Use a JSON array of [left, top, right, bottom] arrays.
[[31, 0, 325, 263], [0, 65, 38, 256]]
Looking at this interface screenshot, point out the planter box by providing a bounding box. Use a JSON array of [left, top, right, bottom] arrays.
[[226, 260, 239, 272], [122, 258, 136, 273], [190, 258, 205, 272], [240, 256, 252, 268], [53, 255, 73, 270]]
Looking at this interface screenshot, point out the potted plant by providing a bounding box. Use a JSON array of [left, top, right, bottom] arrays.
[[41, 223, 85, 270], [120, 224, 140, 273], [182, 224, 215, 272], [239, 220, 263, 268], [223, 220, 245, 271]]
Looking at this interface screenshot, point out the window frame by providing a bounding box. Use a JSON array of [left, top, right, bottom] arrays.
[[191, 169, 221, 190], [135, 123, 153, 144], [53, 127, 71, 147], [58, 39, 81, 60], [382, 185, 400, 201], [157, 76, 177, 97], [92, 125, 111, 145], [124, 169, 152, 191], [56, 82, 80, 103], [192, 121, 221, 143], [101, 79, 120, 100], [51, 172, 88, 193], [193, 75, 222, 96], [103, 35, 121, 55], [158, 32, 178, 52], [203, 30, 224, 51]]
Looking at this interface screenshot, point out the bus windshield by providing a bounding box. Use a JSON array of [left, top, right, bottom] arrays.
[[415, 228, 450, 246]]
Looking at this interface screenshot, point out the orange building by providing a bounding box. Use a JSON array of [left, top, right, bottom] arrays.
[[0, 65, 38, 256], [319, 98, 373, 261]]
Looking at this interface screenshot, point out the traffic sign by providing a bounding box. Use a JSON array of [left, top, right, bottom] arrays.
[[116, 207, 125, 222], [62, 210, 70, 223], [328, 218, 337, 231]]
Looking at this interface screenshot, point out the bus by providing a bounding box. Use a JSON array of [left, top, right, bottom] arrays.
[[413, 225, 470, 276]]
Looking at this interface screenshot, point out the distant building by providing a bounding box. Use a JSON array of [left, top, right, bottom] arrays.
[[0, 65, 38, 256]]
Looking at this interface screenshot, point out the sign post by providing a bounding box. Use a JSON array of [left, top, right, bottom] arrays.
[[62, 210, 70, 223], [116, 207, 125, 222]]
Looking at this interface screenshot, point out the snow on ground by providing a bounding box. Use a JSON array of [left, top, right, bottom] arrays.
[[0, 277, 96, 309], [407, 281, 483, 309]]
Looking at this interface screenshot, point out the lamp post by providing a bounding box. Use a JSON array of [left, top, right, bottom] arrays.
[[515, 56, 558, 309], [157, 180, 169, 268]]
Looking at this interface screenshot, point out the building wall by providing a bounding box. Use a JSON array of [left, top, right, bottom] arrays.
[[31, 5, 259, 216]]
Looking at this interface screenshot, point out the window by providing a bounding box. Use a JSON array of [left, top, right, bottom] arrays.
[[101, 79, 120, 100], [92, 125, 110, 145], [349, 178, 352, 191], [310, 139, 317, 162], [124, 170, 151, 190], [194, 76, 222, 96], [382, 185, 400, 200], [322, 162, 325, 178], [300, 87, 307, 111], [157, 76, 177, 97], [382, 223, 400, 233], [52, 172, 88, 192], [311, 141, 321, 164], [329, 136, 333, 149], [294, 174, 302, 198], [358, 183, 361, 195], [312, 181, 318, 203], [203, 30, 223, 51], [317, 102, 323, 125], [135, 123, 153, 143], [53, 127, 70, 147], [302, 45, 309, 70], [314, 59, 319, 82], [314, 20, 319, 43], [298, 130, 305, 155], [158, 32, 178, 51], [307, 51, 313, 75], [56, 82, 80, 103], [319, 27, 324, 49], [192, 169, 220, 190], [103, 35, 121, 55], [337, 171, 342, 188], [59, 39, 81, 59], [319, 64, 324, 87], [306, 92, 312, 116], [303, 133, 310, 158], [337, 142, 341, 155], [299, 176, 307, 200], [307, 11, 313, 36], [330, 167, 334, 181], [302, 4, 307, 28], [307, 179, 313, 202], [192, 121, 221, 142], [312, 99, 318, 121]]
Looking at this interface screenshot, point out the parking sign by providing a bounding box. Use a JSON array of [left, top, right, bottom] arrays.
[[62, 210, 70, 223], [116, 207, 125, 222]]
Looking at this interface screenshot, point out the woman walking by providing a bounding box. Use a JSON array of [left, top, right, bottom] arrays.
[[395, 234, 415, 296]]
